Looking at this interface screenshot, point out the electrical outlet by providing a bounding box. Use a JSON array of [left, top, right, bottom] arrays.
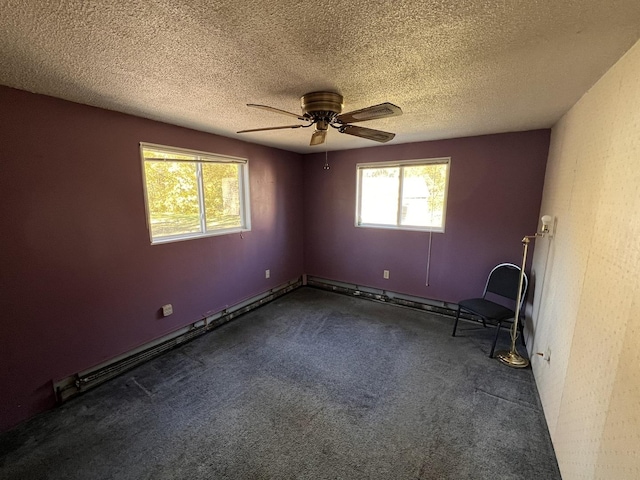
[[162, 304, 173, 317], [383, 270, 390, 279], [265, 269, 270, 279]]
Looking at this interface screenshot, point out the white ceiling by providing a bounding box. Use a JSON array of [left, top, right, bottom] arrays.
[[1, 1, 639, 153]]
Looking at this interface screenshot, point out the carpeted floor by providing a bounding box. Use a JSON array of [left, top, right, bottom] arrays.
[[0, 287, 561, 479]]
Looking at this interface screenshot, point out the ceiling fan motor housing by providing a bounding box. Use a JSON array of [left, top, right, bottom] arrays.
[[301, 92, 344, 120]]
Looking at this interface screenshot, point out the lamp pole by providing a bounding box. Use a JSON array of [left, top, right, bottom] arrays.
[[495, 234, 539, 368], [495, 215, 553, 368]]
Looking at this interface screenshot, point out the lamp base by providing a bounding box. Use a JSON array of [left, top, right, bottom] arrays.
[[495, 350, 530, 368]]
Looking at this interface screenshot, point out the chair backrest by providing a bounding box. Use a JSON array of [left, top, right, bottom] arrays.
[[483, 263, 528, 309]]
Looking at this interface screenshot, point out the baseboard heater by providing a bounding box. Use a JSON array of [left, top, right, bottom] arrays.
[[54, 277, 302, 404], [305, 275, 475, 320]]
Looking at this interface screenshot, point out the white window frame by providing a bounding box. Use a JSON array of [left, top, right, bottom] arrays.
[[355, 157, 450, 233], [140, 142, 251, 244]]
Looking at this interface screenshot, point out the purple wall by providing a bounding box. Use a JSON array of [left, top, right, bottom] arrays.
[[0, 87, 304, 431], [303, 131, 550, 303]]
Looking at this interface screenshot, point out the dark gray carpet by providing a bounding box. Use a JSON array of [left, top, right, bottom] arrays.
[[0, 287, 560, 480]]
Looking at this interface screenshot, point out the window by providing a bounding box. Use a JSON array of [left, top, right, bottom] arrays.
[[140, 143, 251, 244], [356, 158, 450, 232]]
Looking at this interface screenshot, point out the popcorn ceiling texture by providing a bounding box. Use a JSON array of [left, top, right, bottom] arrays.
[[529, 40, 640, 479], [1, 0, 639, 152]]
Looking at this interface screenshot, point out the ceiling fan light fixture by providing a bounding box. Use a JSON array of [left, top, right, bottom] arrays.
[[310, 130, 327, 146]]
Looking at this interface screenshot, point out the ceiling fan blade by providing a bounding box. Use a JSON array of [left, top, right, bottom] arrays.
[[336, 102, 402, 124], [339, 125, 396, 143], [247, 104, 308, 121], [237, 124, 304, 133], [310, 130, 327, 146]]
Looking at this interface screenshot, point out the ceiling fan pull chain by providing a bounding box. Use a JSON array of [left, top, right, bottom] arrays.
[[324, 139, 330, 170]]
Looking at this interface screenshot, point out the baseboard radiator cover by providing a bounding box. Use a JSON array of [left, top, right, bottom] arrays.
[[305, 276, 477, 321], [54, 277, 302, 404]]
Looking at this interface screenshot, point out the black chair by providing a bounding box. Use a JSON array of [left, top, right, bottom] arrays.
[[451, 263, 528, 358]]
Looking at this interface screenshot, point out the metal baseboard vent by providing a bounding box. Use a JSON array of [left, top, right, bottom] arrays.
[[54, 278, 302, 404], [306, 276, 475, 321]]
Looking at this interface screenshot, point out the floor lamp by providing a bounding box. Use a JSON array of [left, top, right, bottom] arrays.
[[496, 215, 554, 368]]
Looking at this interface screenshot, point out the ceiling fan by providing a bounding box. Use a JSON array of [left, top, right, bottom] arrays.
[[237, 92, 402, 146]]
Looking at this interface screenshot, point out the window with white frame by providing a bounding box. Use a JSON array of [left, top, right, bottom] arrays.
[[356, 158, 450, 232], [140, 143, 251, 244]]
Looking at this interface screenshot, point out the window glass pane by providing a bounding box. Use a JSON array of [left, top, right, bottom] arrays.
[[202, 163, 242, 230], [360, 167, 399, 225], [144, 161, 201, 238], [141, 144, 250, 244], [356, 159, 449, 232], [400, 164, 448, 228]]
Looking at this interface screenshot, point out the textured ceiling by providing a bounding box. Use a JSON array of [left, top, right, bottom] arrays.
[[1, 1, 639, 153]]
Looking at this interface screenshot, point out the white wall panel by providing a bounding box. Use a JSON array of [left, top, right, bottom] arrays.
[[530, 39, 640, 479]]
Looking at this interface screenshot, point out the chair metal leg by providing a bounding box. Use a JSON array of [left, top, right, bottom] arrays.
[[490, 322, 502, 358], [519, 320, 526, 347], [452, 306, 462, 336]]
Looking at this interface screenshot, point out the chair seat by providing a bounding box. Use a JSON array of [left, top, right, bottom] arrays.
[[458, 298, 515, 322]]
